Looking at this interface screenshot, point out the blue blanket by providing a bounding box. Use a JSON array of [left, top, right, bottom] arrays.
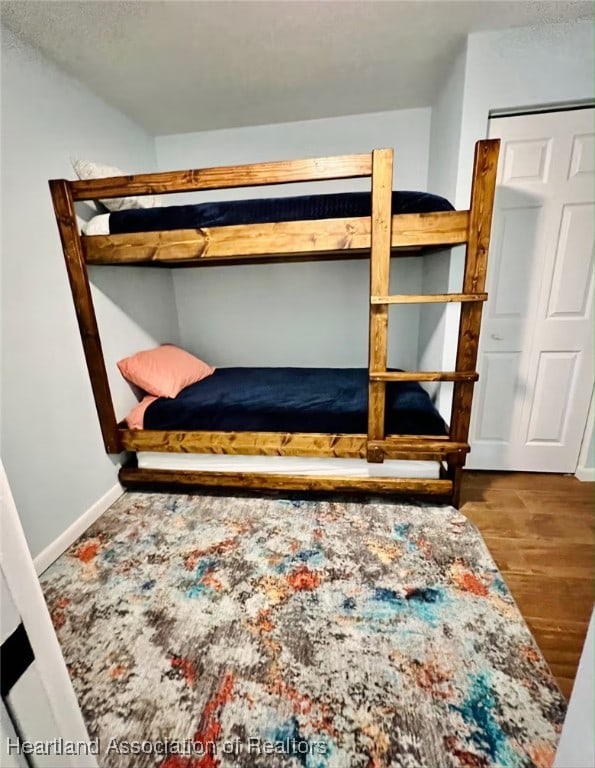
[[109, 191, 453, 233], [144, 367, 446, 435]]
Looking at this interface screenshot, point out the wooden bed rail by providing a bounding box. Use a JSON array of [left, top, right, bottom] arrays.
[[81, 210, 471, 266], [118, 466, 454, 497], [69, 153, 374, 201], [119, 429, 469, 460]]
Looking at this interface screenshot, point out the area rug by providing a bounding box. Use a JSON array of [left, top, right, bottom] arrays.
[[41, 493, 566, 768]]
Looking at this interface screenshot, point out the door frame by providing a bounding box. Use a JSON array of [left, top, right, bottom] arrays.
[[490, 100, 594, 120], [575, 386, 595, 481], [0, 461, 98, 767]]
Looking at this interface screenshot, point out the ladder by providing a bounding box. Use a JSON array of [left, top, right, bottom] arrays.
[[366, 142, 499, 482]]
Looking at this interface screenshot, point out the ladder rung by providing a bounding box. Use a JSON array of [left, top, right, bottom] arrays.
[[371, 292, 487, 305], [369, 371, 479, 382], [368, 439, 470, 456]]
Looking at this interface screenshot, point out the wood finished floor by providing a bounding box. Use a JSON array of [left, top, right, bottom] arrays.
[[460, 470, 594, 700]]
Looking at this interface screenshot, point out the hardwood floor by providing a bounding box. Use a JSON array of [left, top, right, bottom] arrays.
[[460, 470, 594, 700]]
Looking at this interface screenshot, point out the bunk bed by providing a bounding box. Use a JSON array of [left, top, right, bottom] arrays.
[[49, 140, 499, 507]]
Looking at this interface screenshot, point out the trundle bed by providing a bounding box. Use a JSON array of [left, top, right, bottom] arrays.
[[49, 141, 499, 506]]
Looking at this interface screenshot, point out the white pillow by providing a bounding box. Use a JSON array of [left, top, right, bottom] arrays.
[[71, 159, 161, 212]]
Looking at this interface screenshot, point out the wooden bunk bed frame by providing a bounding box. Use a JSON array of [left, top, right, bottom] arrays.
[[49, 139, 499, 507]]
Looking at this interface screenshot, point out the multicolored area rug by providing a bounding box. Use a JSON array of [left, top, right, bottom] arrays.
[[42, 493, 566, 768]]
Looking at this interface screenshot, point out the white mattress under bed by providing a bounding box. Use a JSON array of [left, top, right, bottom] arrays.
[[137, 453, 442, 478]]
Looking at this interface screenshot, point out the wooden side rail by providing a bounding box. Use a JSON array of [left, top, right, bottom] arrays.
[[120, 428, 463, 459], [119, 465, 454, 497], [69, 153, 373, 201], [81, 210, 470, 266], [367, 439, 468, 458]]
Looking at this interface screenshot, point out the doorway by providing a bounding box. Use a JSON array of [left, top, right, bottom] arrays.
[[469, 107, 594, 472]]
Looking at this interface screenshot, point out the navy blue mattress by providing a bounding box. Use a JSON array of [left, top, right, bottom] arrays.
[[109, 191, 454, 234], [143, 367, 446, 435]]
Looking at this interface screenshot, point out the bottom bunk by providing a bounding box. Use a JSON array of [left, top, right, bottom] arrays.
[[127, 366, 447, 435], [120, 457, 453, 498], [118, 364, 460, 500]]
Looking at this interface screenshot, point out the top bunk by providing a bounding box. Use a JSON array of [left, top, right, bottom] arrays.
[[48, 148, 482, 268]]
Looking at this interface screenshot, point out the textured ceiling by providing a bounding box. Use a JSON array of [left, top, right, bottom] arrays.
[[2, 1, 592, 134]]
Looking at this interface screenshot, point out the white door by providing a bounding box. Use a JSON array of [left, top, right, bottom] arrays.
[[0, 461, 98, 768], [469, 107, 594, 472]]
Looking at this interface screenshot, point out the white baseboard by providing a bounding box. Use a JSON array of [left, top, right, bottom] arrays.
[[575, 466, 595, 482], [34, 483, 124, 575]]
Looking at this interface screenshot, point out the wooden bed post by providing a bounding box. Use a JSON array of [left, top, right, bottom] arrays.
[[49, 180, 120, 453], [367, 148, 394, 463], [448, 139, 500, 506]]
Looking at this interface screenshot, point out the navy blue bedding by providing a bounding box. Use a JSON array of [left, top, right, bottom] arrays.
[[143, 367, 446, 435], [109, 191, 454, 234]]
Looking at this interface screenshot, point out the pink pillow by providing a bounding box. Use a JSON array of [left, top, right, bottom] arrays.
[[117, 344, 215, 398], [125, 395, 158, 429]]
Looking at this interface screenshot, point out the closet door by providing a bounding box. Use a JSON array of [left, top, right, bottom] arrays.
[[469, 107, 594, 472]]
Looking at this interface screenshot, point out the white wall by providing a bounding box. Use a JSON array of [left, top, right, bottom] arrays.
[[156, 109, 431, 369], [419, 45, 467, 414], [554, 610, 595, 768], [0, 26, 179, 559], [427, 45, 468, 205], [417, 254, 452, 405], [440, 21, 595, 420], [455, 21, 594, 209]]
